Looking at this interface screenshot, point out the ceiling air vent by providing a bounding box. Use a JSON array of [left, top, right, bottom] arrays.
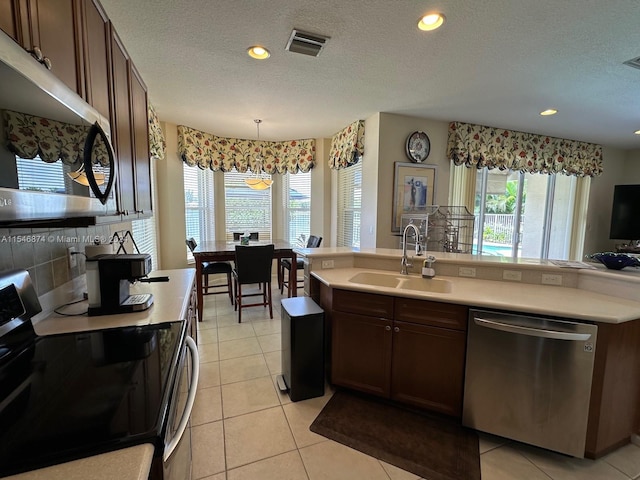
[[285, 29, 329, 57], [623, 56, 640, 70]]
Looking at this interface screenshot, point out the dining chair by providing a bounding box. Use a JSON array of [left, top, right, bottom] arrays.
[[233, 244, 274, 323], [186, 238, 234, 304], [279, 235, 322, 297], [232, 232, 259, 241]]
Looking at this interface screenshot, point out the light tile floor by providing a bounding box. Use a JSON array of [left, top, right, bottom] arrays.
[[193, 286, 640, 480]]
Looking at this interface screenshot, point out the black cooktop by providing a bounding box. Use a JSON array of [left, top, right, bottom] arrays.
[[0, 320, 185, 477]]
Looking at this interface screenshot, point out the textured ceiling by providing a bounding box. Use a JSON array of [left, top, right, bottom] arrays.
[[100, 0, 640, 149]]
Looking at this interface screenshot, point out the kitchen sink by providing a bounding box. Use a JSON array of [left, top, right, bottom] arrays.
[[398, 277, 453, 293], [348, 271, 452, 293], [348, 272, 401, 288]]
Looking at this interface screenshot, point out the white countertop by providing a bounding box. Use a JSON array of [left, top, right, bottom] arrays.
[[11, 269, 195, 480], [311, 266, 640, 323], [34, 268, 195, 336], [4, 444, 155, 480]]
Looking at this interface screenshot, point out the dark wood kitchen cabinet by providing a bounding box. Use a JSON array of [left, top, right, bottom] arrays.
[[0, 0, 20, 42], [329, 288, 468, 417], [80, 0, 110, 120], [130, 63, 152, 215], [109, 24, 151, 218], [15, 0, 84, 96]]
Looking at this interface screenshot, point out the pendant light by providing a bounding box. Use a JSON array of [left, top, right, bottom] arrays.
[[244, 119, 273, 190]]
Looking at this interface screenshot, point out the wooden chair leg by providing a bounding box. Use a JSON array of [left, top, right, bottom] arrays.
[[277, 261, 283, 289], [237, 283, 242, 323], [204, 273, 209, 294], [267, 281, 273, 319], [226, 271, 233, 304]]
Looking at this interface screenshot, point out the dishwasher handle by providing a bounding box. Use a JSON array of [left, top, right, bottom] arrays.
[[164, 335, 199, 462], [474, 317, 593, 341]]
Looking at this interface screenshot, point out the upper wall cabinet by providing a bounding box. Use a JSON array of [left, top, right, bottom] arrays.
[[0, 0, 20, 42], [18, 0, 85, 96], [130, 63, 151, 215], [80, 0, 110, 120], [109, 25, 151, 218]]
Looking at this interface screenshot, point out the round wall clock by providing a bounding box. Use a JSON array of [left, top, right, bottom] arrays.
[[405, 131, 430, 163]]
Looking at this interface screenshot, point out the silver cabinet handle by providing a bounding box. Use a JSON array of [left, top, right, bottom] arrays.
[[394, 327, 399, 333], [385, 325, 391, 331], [163, 335, 199, 462], [474, 317, 592, 341]]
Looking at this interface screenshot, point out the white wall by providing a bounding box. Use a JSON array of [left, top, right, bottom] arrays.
[[375, 113, 450, 249], [156, 122, 189, 269]]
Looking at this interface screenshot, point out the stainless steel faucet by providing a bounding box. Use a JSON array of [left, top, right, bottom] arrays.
[[401, 223, 421, 275]]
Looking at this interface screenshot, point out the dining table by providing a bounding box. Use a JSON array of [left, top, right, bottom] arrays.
[[192, 240, 298, 322]]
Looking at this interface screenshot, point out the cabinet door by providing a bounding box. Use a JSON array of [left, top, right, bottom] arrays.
[[27, 0, 84, 95], [391, 321, 466, 417], [0, 0, 20, 42], [331, 311, 392, 397], [130, 63, 152, 214], [81, 0, 110, 120], [110, 26, 135, 215]]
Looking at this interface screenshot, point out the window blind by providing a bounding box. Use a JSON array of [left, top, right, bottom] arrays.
[[16, 157, 71, 194], [132, 160, 158, 269], [282, 171, 311, 245], [183, 165, 215, 262], [337, 162, 362, 247], [224, 170, 272, 241]]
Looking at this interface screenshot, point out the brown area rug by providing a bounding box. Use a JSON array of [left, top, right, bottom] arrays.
[[309, 390, 480, 480]]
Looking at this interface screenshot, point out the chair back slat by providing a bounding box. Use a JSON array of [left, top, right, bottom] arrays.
[[234, 244, 274, 285], [186, 237, 197, 252], [306, 235, 323, 248]]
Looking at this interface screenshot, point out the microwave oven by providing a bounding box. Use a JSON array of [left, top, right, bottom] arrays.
[[0, 30, 117, 226]]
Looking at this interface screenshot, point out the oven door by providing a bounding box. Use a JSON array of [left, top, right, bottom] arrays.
[[162, 336, 199, 480]]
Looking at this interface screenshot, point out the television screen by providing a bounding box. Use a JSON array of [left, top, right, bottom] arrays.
[[610, 184, 640, 241]]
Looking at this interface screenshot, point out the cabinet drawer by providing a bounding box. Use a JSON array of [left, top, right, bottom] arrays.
[[333, 289, 394, 319], [394, 298, 468, 331]]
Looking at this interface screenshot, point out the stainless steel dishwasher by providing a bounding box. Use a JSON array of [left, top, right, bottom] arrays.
[[462, 309, 598, 458]]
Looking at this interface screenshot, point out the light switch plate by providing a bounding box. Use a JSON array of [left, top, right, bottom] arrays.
[[321, 259, 334, 269], [541, 273, 562, 285], [503, 270, 522, 281], [459, 267, 476, 277]]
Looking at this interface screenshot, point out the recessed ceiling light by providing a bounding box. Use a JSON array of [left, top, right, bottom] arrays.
[[418, 13, 445, 31], [247, 46, 270, 60], [540, 109, 558, 116], [635, 130, 640, 135]]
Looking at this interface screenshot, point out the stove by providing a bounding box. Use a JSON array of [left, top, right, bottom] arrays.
[[0, 270, 191, 478]]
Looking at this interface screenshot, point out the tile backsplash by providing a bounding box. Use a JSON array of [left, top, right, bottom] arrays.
[[0, 222, 132, 296]]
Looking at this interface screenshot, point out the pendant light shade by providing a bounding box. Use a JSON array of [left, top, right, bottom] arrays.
[[244, 119, 273, 190]]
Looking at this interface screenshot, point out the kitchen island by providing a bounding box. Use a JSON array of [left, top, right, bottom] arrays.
[[302, 248, 640, 459]]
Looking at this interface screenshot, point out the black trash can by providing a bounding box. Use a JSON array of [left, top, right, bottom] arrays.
[[277, 296, 325, 402]]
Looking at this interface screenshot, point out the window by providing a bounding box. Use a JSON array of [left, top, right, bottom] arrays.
[[474, 168, 576, 260], [132, 161, 159, 269], [337, 162, 361, 247], [282, 171, 311, 245], [223, 170, 272, 241], [183, 165, 215, 262]]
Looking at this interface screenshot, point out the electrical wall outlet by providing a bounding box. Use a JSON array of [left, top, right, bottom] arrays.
[[458, 267, 476, 277], [67, 247, 77, 269], [503, 270, 522, 281], [541, 273, 562, 286], [321, 259, 334, 269]]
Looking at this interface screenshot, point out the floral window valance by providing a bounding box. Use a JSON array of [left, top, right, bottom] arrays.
[[148, 103, 166, 160], [447, 121, 603, 177], [329, 119, 365, 170], [178, 125, 315, 173], [3, 110, 110, 166]]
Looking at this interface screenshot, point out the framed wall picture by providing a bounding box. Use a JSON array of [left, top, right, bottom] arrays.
[[392, 162, 437, 232]]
